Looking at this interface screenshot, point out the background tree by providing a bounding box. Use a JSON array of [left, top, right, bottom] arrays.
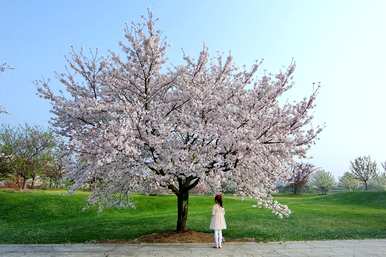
[[311, 170, 335, 194], [369, 176, 386, 191], [338, 172, 360, 191], [0, 126, 17, 182], [287, 162, 319, 194], [38, 12, 322, 232], [41, 144, 68, 189], [368, 172, 386, 191], [0, 125, 56, 190], [0, 151, 12, 181], [375, 161, 386, 191], [349, 156, 378, 191]]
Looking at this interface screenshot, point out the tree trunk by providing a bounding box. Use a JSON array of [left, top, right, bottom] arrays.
[[21, 176, 26, 190], [31, 176, 35, 189], [364, 181, 368, 191], [168, 176, 200, 233], [15, 176, 21, 189], [293, 185, 298, 194], [176, 190, 189, 232]]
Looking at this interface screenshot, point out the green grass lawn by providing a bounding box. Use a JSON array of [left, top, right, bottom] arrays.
[[0, 190, 386, 243]]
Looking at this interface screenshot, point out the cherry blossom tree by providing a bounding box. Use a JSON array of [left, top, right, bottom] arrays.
[[38, 13, 322, 232], [288, 162, 319, 194]]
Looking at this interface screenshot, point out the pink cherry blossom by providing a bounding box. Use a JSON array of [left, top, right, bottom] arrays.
[[38, 12, 322, 231]]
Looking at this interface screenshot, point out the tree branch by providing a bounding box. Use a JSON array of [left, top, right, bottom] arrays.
[[186, 177, 200, 191], [168, 184, 179, 195]]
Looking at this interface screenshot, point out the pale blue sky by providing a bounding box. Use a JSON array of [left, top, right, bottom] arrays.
[[1, 0, 385, 177]]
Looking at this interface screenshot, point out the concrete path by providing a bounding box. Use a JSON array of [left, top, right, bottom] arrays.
[[0, 240, 385, 257]]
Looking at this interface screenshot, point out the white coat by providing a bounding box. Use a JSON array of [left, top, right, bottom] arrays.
[[209, 204, 227, 230]]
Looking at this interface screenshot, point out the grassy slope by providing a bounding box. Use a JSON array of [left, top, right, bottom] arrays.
[[0, 190, 385, 243]]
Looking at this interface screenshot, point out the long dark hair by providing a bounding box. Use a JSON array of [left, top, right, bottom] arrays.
[[215, 194, 223, 207]]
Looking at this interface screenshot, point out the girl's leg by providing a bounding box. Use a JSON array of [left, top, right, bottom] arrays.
[[218, 230, 223, 248], [214, 230, 219, 248], [213, 230, 217, 247]]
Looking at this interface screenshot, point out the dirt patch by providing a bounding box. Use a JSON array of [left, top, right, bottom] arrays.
[[138, 230, 213, 243], [99, 230, 256, 244]]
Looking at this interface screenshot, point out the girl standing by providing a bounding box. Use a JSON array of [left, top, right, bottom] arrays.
[[210, 194, 226, 248]]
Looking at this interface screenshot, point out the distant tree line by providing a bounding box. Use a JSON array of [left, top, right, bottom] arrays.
[[0, 124, 68, 190], [277, 156, 386, 195]]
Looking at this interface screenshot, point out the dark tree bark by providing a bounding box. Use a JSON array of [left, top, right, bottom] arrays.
[[176, 190, 189, 232], [293, 184, 298, 194], [169, 176, 200, 232]]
